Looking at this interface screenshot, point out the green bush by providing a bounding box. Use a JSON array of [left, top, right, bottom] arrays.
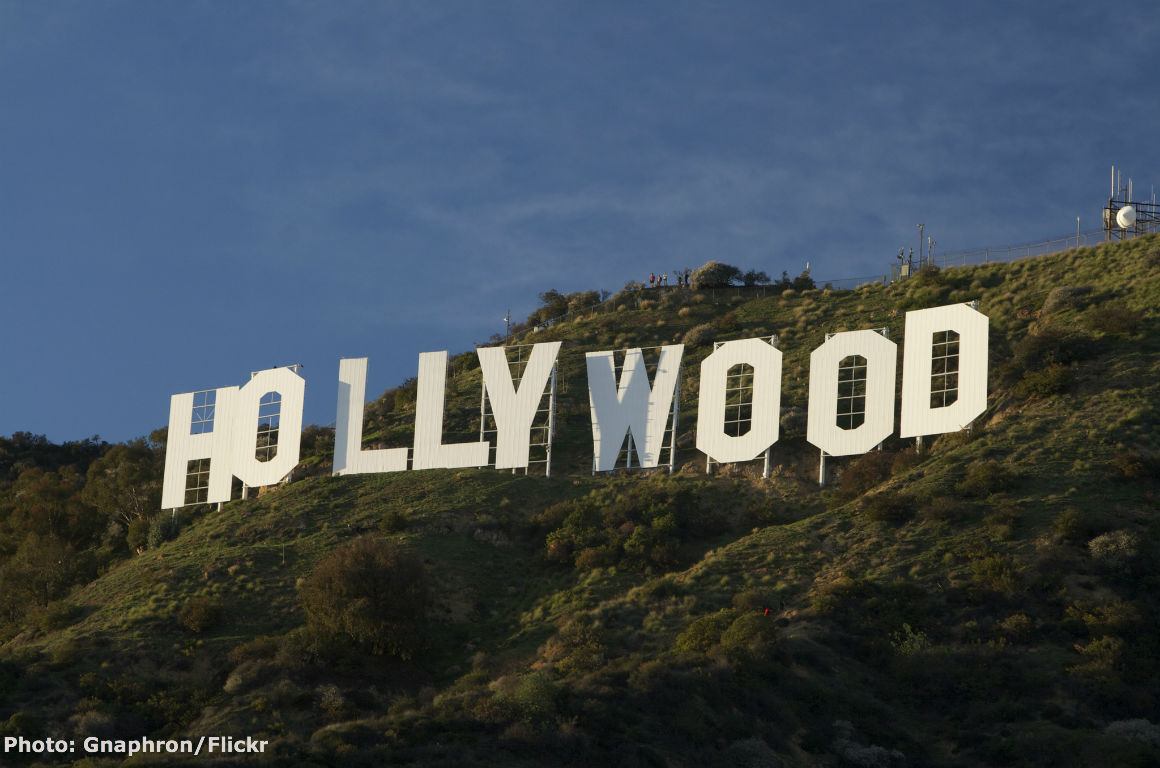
[[178, 597, 223, 633], [956, 459, 1010, 497], [682, 323, 717, 348], [984, 504, 1019, 540], [1052, 508, 1088, 543], [969, 553, 1021, 595], [838, 450, 895, 497], [379, 508, 408, 533], [1016, 364, 1072, 399], [1085, 305, 1143, 335], [147, 513, 180, 550], [675, 609, 737, 652], [918, 497, 968, 524], [1012, 327, 1091, 369], [36, 600, 82, 632], [1041, 285, 1091, 314], [1110, 450, 1158, 481], [127, 518, 150, 552], [545, 615, 607, 676], [718, 612, 777, 651], [864, 492, 914, 524], [299, 536, 429, 659]]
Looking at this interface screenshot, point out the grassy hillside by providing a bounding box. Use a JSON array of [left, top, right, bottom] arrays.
[[3, 236, 1160, 767]]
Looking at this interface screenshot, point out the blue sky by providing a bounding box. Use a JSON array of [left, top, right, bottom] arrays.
[[1, 1, 1157, 443]]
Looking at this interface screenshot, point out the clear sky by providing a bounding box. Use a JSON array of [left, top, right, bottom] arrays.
[[1, 1, 1158, 443]]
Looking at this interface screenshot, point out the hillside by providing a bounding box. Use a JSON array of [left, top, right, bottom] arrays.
[[2, 235, 1160, 767]]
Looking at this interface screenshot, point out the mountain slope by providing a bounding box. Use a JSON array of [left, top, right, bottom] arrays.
[[3, 235, 1160, 767]]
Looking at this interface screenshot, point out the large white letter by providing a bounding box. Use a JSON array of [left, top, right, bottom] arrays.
[[162, 386, 238, 509], [161, 366, 306, 509], [586, 345, 683, 471], [696, 338, 782, 463], [899, 303, 989, 438], [806, 330, 896, 456], [412, 350, 490, 470], [477, 342, 562, 469], [333, 358, 408, 475], [230, 367, 305, 488]]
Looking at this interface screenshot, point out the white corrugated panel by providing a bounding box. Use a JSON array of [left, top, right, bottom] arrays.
[[899, 303, 989, 438], [412, 351, 490, 470], [334, 358, 408, 475], [586, 345, 683, 471], [696, 337, 782, 464], [478, 341, 561, 469], [806, 330, 897, 456], [161, 386, 237, 509]]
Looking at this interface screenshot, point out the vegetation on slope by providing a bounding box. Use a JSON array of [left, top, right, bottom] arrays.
[[1, 237, 1159, 766]]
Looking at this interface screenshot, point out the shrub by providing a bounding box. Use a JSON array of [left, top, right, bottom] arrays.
[[379, 508, 408, 533], [718, 612, 777, 652], [891, 623, 932, 655], [1110, 450, 1157, 481], [890, 447, 919, 475], [545, 615, 607, 676], [838, 450, 895, 497], [1085, 305, 1143, 335], [714, 310, 738, 332], [1041, 285, 1091, 314], [675, 609, 737, 652], [732, 588, 774, 613], [969, 554, 1020, 595], [918, 497, 967, 524], [682, 323, 717, 348], [1016, 364, 1071, 399], [127, 518, 151, 552], [1105, 719, 1160, 747], [996, 613, 1034, 643], [299, 536, 429, 659], [37, 600, 82, 632], [984, 503, 1019, 540], [1088, 530, 1140, 573], [229, 635, 279, 665], [147, 513, 180, 550], [1052, 507, 1088, 543], [1012, 327, 1091, 369], [956, 459, 1010, 497], [864, 492, 914, 525], [178, 597, 223, 633]]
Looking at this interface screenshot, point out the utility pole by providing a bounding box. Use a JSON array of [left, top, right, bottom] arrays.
[[918, 223, 925, 268]]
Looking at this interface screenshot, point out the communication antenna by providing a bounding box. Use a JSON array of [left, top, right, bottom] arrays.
[[1117, 205, 1136, 229], [502, 309, 511, 339]]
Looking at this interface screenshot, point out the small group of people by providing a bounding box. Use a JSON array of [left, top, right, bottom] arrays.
[[648, 269, 693, 288]]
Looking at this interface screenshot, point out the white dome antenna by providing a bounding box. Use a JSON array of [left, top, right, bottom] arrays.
[[1117, 205, 1136, 229]]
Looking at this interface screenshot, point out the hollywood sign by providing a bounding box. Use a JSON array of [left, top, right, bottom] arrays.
[[161, 303, 987, 509]]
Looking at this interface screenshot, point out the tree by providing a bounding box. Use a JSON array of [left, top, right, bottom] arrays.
[[299, 536, 430, 659], [741, 269, 770, 287], [82, 438, 163, 530], [689, 261, 742, 289], [791, 269, 815, 291], [9, 466, 102, 547]]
